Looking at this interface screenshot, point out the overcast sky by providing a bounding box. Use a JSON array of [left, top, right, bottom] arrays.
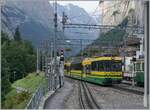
[[49, 0, 100, 13]]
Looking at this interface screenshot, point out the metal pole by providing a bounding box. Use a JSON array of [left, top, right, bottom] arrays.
[[144, 1, 149, 108], [45, 42, 47, 77], [62, 11, 65, 32], [50, 42, 53, 90], [54, 0, 58, 89], [123, 31, 127, 82], [80, 39, 83, 79], [36, 48, 40, 75]]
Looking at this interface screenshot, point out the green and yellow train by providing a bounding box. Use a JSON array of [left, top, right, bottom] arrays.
[[134, 59, 144, 86], [64, 57, 123, 85]]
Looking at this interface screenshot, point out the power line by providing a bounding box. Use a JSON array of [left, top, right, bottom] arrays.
[[63, 23, 144, 34]]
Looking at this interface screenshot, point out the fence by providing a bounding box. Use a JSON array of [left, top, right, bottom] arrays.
[[26, 58, 63, 109], [26, 74, 60, 109], [26, 79, 49, 109]]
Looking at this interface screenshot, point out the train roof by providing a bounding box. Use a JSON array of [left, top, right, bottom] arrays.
[[82, 58, 94, 65], [82, 57, 122, 65], [65, 57, 122, 66], [64, 62, 71, 66], [92, 57, 122, 62]]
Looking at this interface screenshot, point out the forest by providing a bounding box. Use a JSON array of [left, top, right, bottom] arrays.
[[1, 27, 36, 103]]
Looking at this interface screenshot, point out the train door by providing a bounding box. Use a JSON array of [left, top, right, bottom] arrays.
[[86, 65, 91, 74]]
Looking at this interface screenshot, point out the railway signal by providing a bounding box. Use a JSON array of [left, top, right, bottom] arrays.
[[60, 49, 64, 61]]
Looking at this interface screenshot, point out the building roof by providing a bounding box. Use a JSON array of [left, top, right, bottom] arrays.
[[126, 37, 141, 46], [119, 36, 141, 46]]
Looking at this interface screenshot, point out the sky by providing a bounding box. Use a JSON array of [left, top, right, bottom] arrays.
[[49, 0, 100, 13]]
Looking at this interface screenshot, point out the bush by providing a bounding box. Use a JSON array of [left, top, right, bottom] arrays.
[[3, 89, 31, 109]]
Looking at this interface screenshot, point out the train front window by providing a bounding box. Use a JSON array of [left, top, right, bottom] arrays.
[[111, 61, 122, 71], [92, 60, 122, 72], [71, 63, 82, 70]]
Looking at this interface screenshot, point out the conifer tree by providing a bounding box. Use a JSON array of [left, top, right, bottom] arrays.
[[14, 26, 21, 42]]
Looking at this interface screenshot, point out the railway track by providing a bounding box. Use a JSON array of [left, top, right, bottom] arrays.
[[66, 75, 144, 95], [111, 83, 144, 95], [78, 81, 100, 109]]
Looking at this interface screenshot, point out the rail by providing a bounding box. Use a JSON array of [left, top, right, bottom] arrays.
[[78, 81, 100, 109], [112, 83, 144, 95]]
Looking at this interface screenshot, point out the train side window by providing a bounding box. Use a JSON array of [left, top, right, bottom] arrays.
[[96, 61, 99, 71], [94, 62, 96, 71], [89, 65, 91, 73], [91, 62, 95, 71], [142, 63, 144, 71], [92, 62, 97, 71], [136, 63, 141, 71], [104, 61, 110, 71], [98, 61, 104, 71]]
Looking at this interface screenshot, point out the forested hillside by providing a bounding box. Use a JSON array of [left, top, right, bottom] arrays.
[[81, 17, 129, 57], [1, 28, 36, 105]]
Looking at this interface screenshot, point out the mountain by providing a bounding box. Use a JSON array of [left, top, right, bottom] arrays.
[[82, 17, 129, 57], [55, 3, 100, 40], [53, 3, 100, 56], [1, 1, 100, 56], [1, 0, 66, 47], [57, 3, 97, 24], [1, 5, 25, 38], [5, 0, 54, 29], [89, 12, 101, 25]]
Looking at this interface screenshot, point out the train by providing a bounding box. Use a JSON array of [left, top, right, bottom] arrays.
[[122, 57, 144, 86], [64, 57, 123, 85], [123, 57, 133, 81], [134, 59, 144, 86]]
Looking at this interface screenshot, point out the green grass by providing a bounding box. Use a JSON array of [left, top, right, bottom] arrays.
[[12, 72, 45, 92], [3, 89, 31, 109], [2, 72, 46, 109]]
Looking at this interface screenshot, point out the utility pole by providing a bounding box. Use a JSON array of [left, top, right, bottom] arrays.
[[54, 0, 58, 89], [59, 49, 64, 87], [50, 42, 53, 90], [36, 48, 40, 75], [80, 39, 83, 59], [62, 11, 65, 32], [62, 11, 68, 31], [144, 1, 149, 108], [45, 41, 48, 77], [80, 39, 83, 79]]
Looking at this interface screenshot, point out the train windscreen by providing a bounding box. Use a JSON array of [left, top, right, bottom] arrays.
[[92, 60, 122, 72]]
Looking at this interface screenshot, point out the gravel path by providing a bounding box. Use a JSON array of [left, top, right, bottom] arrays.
[[63, 78, 80, 109], [43, 78, 79, 109], [87, 83, 144, 109], [44, 77, 144, 109]]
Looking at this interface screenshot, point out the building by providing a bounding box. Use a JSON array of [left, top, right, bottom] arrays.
[[119, 36, 141, 57]]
